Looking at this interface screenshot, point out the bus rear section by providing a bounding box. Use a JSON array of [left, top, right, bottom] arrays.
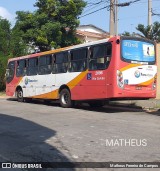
[[111, 36, 157, 99]]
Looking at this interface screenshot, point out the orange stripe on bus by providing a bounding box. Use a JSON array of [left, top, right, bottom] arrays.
[[139, 78, 154, 86], [30, 71, 88, 99], [67, 70, 88, 89], [120, 64, 142, 72], [31, 89, 58, 99]]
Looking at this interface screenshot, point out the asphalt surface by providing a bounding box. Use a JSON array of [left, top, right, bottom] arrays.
[[0, 98, 160, 171]]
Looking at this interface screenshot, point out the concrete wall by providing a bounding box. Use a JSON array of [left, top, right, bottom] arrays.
[[76, 34, 102, 43], [156, 43, 160, 99]]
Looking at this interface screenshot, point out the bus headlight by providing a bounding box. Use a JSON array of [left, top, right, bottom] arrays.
[[117, 70, 124, 89]]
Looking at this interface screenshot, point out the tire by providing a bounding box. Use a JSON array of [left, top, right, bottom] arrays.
[[17, 89, 24, 102], [59, 89, 73, 108], [88, 101, 105, 108]]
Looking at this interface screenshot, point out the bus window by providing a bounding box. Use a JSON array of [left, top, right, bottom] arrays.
[[16, 59, 26, 77], [26, 58, 38, 76], [38, 55, 52, 75], [70, 48, 87, 72], [6, 61, 15, 83], [121, 38, 155, 64], [52, 54, 56, 74], [107, 43, 112, 56], [55, 52, 68, 73], [89, 43, 112, 70]]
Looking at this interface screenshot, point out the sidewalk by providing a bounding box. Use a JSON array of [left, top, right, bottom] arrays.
[[0, 95, 10, 99], [109, 99, 160, 110]]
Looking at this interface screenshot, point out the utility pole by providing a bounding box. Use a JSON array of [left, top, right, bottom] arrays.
[[109, 0, 139, 36], [115, 0, 118, 36], [109, 0, 115, 36], [148, 0, 152, 26]]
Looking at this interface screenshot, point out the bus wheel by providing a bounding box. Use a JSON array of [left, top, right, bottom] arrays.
[[59, 89, 72, 108], [17, 89, 24, 102], [88, 101, 105, 108]]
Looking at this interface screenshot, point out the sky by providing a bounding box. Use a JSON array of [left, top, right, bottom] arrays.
[[0, 0, 159, 34]]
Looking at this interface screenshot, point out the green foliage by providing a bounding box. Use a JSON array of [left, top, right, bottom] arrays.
[[0, 18, 27, 91], [14, 0, 86, 51], [0, 18, 11, 55], [121, 31, 131, 36], [0, 18, 11, 91], [0, 54, 9, 91], [136, 22, 160, 42], [0, 1, 86, 91]]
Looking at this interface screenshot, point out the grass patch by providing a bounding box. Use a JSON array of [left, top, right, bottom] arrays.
[[0, 91, 5, 96]]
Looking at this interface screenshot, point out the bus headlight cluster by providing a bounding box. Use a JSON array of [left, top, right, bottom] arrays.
[[117, 70, 124, 88]]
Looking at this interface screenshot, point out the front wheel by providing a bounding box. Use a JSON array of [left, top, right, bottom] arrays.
[[17, 89, 24, 102], [59, 89, 73, 108]]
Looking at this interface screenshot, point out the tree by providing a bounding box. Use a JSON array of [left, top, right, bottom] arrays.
[[0, 55, 8, 91], [14, 0, 86, 51], [136, 22, 160, 42], [10, 26, 28, 57], [0, 18, 27, 91], [0, 18, 11, 91], [121, 31, 131, 36], [0, 18, 11, 55]]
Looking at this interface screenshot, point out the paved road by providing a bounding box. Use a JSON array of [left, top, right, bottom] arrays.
[[0, 98, 160, 171]]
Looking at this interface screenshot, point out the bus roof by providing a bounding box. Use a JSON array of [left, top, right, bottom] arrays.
[[8, 37, 115, 62]]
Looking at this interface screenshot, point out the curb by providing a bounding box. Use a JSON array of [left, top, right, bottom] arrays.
[[109, 101, 142, 109], [109, 100, 160, 111], [0, 96, 9, 99]]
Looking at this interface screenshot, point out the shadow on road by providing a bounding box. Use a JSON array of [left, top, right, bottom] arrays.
[[75, 104, 144, 113], [0, 114, 75, 171], [7, 97, 144, 113]]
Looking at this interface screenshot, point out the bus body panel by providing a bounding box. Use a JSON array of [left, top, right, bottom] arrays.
[[70, 70, 107, 100]]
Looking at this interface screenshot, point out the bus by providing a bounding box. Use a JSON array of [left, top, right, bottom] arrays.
[[6, 36, 157, 108]]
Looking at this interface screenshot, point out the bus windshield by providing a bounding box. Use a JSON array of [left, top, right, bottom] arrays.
[[121, 38, 155, 64]]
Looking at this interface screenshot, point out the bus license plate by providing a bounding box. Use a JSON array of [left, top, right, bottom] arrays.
[[135, 86, 142, 90]]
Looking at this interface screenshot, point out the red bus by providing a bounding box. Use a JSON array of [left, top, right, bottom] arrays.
[[6, 36, 157, 107]]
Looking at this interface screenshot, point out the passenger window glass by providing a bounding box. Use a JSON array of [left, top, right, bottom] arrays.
[[26, 58, 38, 76], [16, 60, 26, 77], [89, 43, 112, 70], [70, 48, 87, 72], [28, 58, 38, 67], [107, 44, 112, 56], [38, 55, 52, 75], [55, 52, 68, 73], [6, 61, 15, 83], [92, 45, 106, 59]]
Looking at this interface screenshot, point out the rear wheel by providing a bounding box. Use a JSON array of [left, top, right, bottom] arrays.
[[17, 89, 24, 102], [59, 89, 73, 108]]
